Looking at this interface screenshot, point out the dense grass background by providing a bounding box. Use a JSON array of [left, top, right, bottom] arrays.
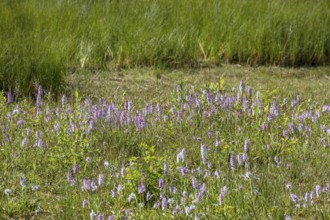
[[1, 0, 329, 96]]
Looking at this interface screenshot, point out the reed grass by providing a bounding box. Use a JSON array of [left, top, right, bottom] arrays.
[[0, 0, 329, 96]]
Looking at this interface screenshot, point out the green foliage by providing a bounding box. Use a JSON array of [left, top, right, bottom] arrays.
[[0, 0, 329, 99], [126, 143, 166, 196]]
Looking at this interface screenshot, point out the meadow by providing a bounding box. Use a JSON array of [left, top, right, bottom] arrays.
[[0, 66, 330, 219], [0, 0, 330, 219]]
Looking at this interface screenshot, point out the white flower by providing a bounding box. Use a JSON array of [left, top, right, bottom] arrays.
[[4, 188, 11, 196], [90, 210, 96, 220], [177, 149, 186, 163]]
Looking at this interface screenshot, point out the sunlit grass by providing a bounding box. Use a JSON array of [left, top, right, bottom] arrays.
[[0, 75, 329, 219], [1, 0, 329, 97]]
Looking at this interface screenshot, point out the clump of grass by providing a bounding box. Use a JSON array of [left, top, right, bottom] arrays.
[[0, 3, 66, 98], [0, 42, 65, 98]]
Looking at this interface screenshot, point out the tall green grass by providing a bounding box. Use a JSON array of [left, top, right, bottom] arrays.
[[0, 0, 329, 95]]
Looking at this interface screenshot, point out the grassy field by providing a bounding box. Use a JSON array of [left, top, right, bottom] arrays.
[[67, 65, 330, 104], [1, 0, 330, 219], [1, 0, 330, 97], [0, 67, 329, 219]]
